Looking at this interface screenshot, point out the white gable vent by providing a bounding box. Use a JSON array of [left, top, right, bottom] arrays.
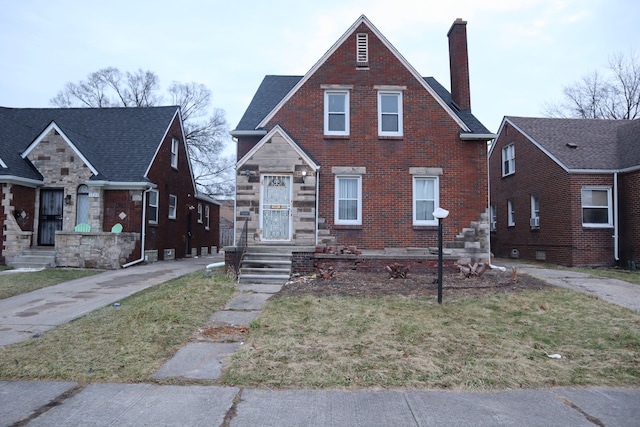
[[356, 33, 368, 67]]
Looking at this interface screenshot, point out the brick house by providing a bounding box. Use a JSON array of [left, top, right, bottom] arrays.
[[0, 106, 220, 269], [230, 15, 495, 274], [489, 116, 640, 267]]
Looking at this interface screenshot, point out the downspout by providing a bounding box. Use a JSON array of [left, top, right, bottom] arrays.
[[613, 172, 619, 261], [122, 187, 149, 268]]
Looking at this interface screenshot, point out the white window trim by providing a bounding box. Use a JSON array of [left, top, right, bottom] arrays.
[[502, 144, 515, 176], [490, 204, 497, 231], [530, 195, 540, 228], [204, 205, 210, 230], [508, 199, 515, 226], [334, 175, 362, 225], [412, 176, 439, 226], [148, 190, 159, 223], [197, 203, 203, 223], [168, 194, 177, 219], [171, 138, 179, 169], [581, 186, 613, 228], [377, 91, 403, 137], [324, 90, 350, 136]]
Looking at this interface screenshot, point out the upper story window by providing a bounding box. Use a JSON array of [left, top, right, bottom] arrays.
[[168, 194, 177, 219], [324, 90, 350, 136], [197, 203, 203, 223], [413, 176, 439, 226], [378, 91, 403, 136], [508, 199, 515, 226], [148, 190, 158, 223], [530, 195, 540, 228], [502, 144, 515, 176], [582, 187, 612, 227], [335, 175, 362, 225], [356, 33, 368, 66], [171, 138, 179, 168]]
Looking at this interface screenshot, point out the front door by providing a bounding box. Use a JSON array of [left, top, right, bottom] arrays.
[[261, 174, 291, 241], [38, 189, 64, 246]]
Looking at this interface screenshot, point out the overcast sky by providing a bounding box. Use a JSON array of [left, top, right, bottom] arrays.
[[1, 0, 637, 152]]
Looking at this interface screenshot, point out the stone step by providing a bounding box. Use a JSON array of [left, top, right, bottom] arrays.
[[238, 274, 290, 285], [241, 267, 291, 275]]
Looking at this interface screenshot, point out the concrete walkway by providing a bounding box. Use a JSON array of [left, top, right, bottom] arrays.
[[1, 257, 639, 426]]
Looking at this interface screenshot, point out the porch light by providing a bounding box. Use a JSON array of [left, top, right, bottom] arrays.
[[301, 170, 307, 183], [432, 207, 449, 304], [64, 194, 72, 205]]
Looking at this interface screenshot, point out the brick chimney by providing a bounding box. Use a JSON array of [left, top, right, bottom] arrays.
[[447, 18, 471, 110]]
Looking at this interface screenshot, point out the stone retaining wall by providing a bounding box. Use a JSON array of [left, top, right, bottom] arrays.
[[55, 231, 139, 269]]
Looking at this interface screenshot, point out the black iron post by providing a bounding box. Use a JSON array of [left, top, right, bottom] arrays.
[[437, 216, 443, 304]]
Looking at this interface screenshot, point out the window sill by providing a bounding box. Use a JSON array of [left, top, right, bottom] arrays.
[[582, 224, 614, 229], [333, 224, 362, 230]]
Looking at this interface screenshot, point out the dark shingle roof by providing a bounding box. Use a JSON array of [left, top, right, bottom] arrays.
[[506, 116, 636, 171], [233, 75, 492, 136], [0, 106, 179, 182], [617, 118, 640, 169]]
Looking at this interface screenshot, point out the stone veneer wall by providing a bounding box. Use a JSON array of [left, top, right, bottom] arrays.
[[55, 231, 139, 269], [1, 184, 34, 262]]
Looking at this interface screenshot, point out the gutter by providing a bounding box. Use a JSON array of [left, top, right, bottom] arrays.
[[613, 172, 619, 261], [122, 187, 150, 268]]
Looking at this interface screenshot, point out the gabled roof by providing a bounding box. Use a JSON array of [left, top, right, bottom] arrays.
[[231, 15, 492, 138], [496, 116, 639, 172], [0, 106, 180, 184]]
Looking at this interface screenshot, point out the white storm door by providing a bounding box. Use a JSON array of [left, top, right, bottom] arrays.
[[261, 174, 292, 241]]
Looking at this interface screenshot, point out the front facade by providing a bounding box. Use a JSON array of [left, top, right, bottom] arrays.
[[489, 116, 640, 267], [231, 16, 495, 265], [0, 106, 220, 268]]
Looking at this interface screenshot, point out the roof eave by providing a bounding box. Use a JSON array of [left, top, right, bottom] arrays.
[[230, 129, 268, 138], [89, 181, 156, 190], [460, 133, 497, 141], [0, 175, 44, 187]]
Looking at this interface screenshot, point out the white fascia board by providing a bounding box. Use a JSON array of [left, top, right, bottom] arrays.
[[144, 107, 182, 177], [257, 15, 470, 132], [89, 181, 155, 190], [0, 156, 7, 168], [236, 125, 320, 171], [567, 169, 618, 174], [230, 129, 268, 137], [460, 133, 497, 140], [0, 175, 44, 187], [487, 117, 509, 158], [195, 193, 222, 205], [21, 121, 100, 176]]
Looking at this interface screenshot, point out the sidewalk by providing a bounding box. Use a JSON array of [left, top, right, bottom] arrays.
[[0, 255, 217, 347], [1, 257, 639, 426]]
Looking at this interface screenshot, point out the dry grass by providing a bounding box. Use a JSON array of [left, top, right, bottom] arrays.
[[223, 288, 640, 390], [0, 269, 103, 299], [0, 269, 235, 383]]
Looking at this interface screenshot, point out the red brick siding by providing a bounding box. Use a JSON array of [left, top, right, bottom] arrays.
[[10, 185, 36, 232], [617, 170, 640, 264], [146, 116, 219, 259], [490, 122, 616, 266], [241, 23, 488, 250], [102, 190, 142, 233]]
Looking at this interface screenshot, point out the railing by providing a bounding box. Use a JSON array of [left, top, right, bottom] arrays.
[[234, 218, 248, 275]]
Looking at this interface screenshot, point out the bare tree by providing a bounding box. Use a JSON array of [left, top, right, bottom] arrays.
[[51, 68, 234, 197], [543, 51, 640, 120]]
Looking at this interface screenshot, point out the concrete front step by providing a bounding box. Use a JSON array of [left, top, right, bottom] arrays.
[[238, 274, 290, 285], [242, 267, 291, 275], [8, 248, 56, 269]]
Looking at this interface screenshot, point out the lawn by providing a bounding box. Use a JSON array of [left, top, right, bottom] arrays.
[[0, 268, 236, 383], [223, 287, 640, 390], [0, 269, 103, 299]]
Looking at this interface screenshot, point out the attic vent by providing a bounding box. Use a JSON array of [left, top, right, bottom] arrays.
[[356, 33, 368, 66], [566, 142, 578, 149]]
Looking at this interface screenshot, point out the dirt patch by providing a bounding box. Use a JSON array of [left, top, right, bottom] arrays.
[[279, 268, 550, 298], [191, 323, 249, 343]]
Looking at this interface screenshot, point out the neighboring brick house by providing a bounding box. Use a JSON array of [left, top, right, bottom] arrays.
[[230, 16, 495, 266], [489, 116, 640, 267], [0, 106, 220, 268]]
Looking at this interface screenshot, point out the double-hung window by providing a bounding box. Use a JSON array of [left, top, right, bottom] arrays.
[[502, 144, 515, 176], [378, 91, 403, 136], [335, 175, 361, 225], [197, 203, 203, 223], [413, 176, 439, 226], [204, 205, 210, 229], [171, 138, 179, 168], [581, 187, 612, 227], [530, 195, 540, 228], [324, 90, 349, 135], [508, 199, 515, 226], [490, 204, 497, 231], [168, 194, 177, 219], [148, 190, 159, 223]]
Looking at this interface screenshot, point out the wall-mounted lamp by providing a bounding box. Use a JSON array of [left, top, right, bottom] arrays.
[[242, 169, 252, 177], [301, 170, 307, 183], [64, 194, 72, 205]]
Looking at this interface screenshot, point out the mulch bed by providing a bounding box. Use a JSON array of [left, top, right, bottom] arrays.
[[278, 268, 550, 298]]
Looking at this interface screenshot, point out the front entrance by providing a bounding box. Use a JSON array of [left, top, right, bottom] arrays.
[[38, 189, 64, 246], [261, 174, 291, 241]]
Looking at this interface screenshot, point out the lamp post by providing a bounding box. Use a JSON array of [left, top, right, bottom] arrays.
[[432, 207, 449, 304]]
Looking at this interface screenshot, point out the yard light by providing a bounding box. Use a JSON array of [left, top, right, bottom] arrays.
[[432, 207, 449, 304]]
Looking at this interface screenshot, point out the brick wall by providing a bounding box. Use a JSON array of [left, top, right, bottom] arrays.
[[1, 184, 36, 262], [616, 170, 639, 265]]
